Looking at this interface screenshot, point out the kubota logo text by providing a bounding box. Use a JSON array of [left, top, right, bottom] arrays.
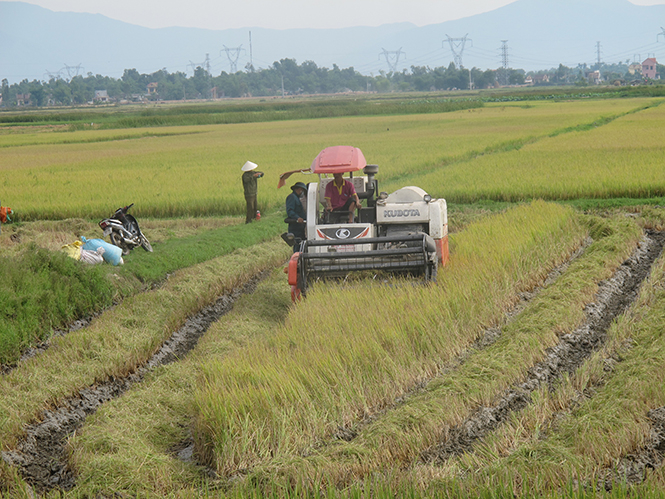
[[384, 209, 421, 218]]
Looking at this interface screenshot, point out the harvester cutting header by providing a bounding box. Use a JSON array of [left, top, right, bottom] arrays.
[[279, 145, 448, 300]]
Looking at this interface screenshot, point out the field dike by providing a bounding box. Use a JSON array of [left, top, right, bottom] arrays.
[[421, 230, 665, 464], [0, 272, 269, 492]]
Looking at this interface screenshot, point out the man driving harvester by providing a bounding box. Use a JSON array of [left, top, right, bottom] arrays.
[[324, 172, 361, 223]]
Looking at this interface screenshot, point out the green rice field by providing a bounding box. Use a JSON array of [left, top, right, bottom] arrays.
[[1, 97, 660, 220]]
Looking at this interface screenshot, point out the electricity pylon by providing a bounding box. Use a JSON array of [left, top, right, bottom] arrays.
[[189, 54, 211, 76], [221, 45, 245, 73], [444, 34, 472, 68], [379, 48, 405, 72]]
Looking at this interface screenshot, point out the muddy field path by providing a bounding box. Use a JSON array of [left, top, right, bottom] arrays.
[[0, 239, 290, 494], [2, 274, 267, 491]]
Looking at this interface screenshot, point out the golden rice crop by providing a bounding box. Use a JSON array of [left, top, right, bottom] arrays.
[[398, 99, 665, 203], [192, 201, 587, 476], [0, 98, 647, 220]]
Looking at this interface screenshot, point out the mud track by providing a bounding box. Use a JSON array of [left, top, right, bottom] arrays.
[[421, 230, 665, 465], [330, 239, 592, 444], [595, 406, 665, 490], [1, 272, 268, 493]]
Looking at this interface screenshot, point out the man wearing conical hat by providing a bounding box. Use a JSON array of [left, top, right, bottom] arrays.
[[241, 161, 264, 224]]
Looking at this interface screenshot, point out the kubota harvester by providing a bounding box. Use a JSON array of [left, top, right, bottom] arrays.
[[279, 146, 448, 300]]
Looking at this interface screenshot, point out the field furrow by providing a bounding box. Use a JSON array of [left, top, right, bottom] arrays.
[[436, 246, 665, 497], [2, 273, 269, 492], [233, 218, 649, 492], [0, 239, 290, 489], [4, 94, 665, 498], [422, 231, 664, 465]]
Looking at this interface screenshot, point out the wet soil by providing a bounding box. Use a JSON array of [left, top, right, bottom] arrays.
[[596, 406, 665, 490], [1, 272, 267, 493], [420, 230, 665, 464]]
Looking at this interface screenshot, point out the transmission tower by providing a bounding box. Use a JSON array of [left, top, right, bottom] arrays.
[[44, 69, 63, 81], [595, 41, 603, 66], [221, 45, 245, 73], [63, 63, 83, 80], [658, 27, 665, 42], [379, 48, 405, 72], [188, 54, 211, 76], [444, 34, 472, 68], [499, 40, 509, 86]]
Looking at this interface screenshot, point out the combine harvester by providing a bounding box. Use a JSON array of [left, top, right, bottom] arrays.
[[279, 146, 448, 300]]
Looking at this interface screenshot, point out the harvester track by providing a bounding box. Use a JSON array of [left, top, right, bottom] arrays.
[[331, 238, 592, 444], [1, 271, 269, 493], [595, 406, 665, 491], [420, 230, 665, 465]]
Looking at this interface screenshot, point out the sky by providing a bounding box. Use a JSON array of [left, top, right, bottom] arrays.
[[3, 0, 665, 30]]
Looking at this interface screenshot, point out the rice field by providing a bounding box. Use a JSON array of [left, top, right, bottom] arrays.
[[0, 97, 656, 220], [2, 95, 665, 498], [396, 98, 665, 202], [192, 202, 589, 476], [61, 203, 665, 498]]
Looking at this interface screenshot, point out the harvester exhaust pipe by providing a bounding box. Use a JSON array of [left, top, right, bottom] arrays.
[[363, 164, 379, 205]]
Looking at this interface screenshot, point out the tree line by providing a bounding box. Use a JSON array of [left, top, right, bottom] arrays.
[[0, 59, 661, 107]]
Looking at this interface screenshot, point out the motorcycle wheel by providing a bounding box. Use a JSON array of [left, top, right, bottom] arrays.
[[141, 235, 153, 252], [110, 232, 131, 256]]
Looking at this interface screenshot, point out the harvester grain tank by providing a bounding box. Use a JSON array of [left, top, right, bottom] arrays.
[[280, 146, 448, 300]]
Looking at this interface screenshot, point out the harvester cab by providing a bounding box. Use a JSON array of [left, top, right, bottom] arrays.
[[280, 145, 448, 301]]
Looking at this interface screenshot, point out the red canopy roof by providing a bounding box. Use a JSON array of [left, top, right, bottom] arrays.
[[310, 146, 366, 174]]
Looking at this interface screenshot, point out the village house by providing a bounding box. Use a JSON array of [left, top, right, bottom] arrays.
[[531, 74, 550, 84], [16, 93, 30, 106], [94, 90, 110, 103], [147, 82, 158, 95], [642, 58, 658, 79], [587, 70, 602, 85], [628, 62, 643, 75]]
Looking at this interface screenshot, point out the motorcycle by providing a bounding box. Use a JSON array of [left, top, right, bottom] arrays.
[[99, 203, 153, 255]]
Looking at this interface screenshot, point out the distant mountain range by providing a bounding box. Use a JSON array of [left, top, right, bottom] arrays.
[[2, 0, 665, 83]]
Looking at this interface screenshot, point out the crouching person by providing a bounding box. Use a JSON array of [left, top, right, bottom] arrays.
[[285, 182, 307, 252]]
